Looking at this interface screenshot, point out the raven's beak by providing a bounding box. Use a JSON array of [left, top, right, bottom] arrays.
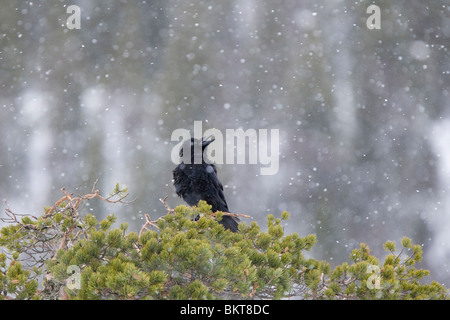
[[202, 135, 215, 148]]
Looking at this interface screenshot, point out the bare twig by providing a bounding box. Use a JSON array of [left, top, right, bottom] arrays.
[[138, 213, 161, 239], [159, 196, 174, 214], [137, 196, 174, 239], [209, 211, 251, 219], [2, 182, 131, 267], [44, 184, 131, 218]]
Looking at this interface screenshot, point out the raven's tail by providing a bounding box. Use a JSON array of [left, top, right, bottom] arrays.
[[220, 215, 240, 232]]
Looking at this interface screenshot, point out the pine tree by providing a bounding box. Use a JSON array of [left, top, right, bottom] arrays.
[[0, 185, 448, 300]]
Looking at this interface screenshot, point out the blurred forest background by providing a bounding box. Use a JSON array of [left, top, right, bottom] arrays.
[[1, 1, 450, 286]]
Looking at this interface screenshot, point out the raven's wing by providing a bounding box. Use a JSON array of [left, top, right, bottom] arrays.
[[204, 164, 228, 211], [205, 164, 240, 232]]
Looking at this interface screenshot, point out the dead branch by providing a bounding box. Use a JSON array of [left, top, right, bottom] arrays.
[[44, 184, 131, 218], [2, 182, 132, 266], [159, 196, 175, 214], [138, 214, 161, 239], [138, 196, 174, 240], [209, 211, 251, 219]]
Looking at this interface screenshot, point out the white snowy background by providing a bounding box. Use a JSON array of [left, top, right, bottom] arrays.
[[1, 1, 450, 286]]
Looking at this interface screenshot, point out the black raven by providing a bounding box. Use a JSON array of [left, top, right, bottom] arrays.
[[173, 136, 239, 232]]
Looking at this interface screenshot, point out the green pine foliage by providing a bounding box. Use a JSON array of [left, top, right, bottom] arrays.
[[0, 186, 448, 300]]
